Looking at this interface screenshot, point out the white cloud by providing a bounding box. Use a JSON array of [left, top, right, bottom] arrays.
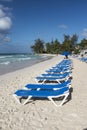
[[81, 28, 87, 37], [0, 17, 12, 30], [0, 33, 4, 39], [58, 24, 68, 29], [0, 4, 12, 43], [0, 8, 5, 17], [3, 36, 11, 42], [0, 4, 12, 15]]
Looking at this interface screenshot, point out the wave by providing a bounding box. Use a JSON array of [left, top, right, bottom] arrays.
[[0, 61, 10, 65], [0, 54, 49, 66], [0, 55, 13, 59], [0, 54, 34, 66], [17, 57, 31, 61]]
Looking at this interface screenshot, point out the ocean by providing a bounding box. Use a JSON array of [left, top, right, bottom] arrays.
[[0, 53, 52, 75]]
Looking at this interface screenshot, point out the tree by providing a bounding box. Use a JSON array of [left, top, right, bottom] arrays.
[[71, 34, 78, 45], [61, 34, 78, 53], [30, 34, 86, 55], [45, 39, 60, 54], [70, 34, 78, 51], [62, 34, 71, 52], [80, 38, 87, 49], [45, 42, 52, 53], [31, 38, 44, 53], [52, 39, 60, 54]]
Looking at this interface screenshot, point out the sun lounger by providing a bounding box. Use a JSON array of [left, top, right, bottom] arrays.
[[13, 86, 69, 106], [25, 79, 71, 90], [55, 59, 73, 68], [46, 67, 71, 74], [52, 64, 72, 70], [41, 72, 71, 77], [35, 72, 71, 83], [80, 57, 87, 63]]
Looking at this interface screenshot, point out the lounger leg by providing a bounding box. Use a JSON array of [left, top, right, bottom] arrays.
[[42, 79, 46, 84], [48, 93, 69, 107], [59, 93, 69, 106], [56, 80, 61, 84], [13, 94, 32, 105], [22, 96, 32, 105], [13, 94, 22, 104], [48, 97, 58, 107]]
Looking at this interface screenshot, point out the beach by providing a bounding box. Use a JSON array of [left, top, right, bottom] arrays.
[[0, 55, 87, 130]]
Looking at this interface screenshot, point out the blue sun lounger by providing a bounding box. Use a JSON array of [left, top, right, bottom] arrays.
[[80, 57, 87, 63], [58, 60, 72, 66], [52, 63, 72, 68], [13, 86, 69, 106], [46, 67, 71, 74], [41, 72, 71, 77], [25, 79, 71, 90], [35, 73, 70, 83]]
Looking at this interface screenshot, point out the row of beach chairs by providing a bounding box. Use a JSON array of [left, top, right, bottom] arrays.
[[13, 59, 73, 107], [80, 57, 87, 63]]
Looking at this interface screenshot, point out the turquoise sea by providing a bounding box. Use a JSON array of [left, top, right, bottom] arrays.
[[0, 53, 51, 75]]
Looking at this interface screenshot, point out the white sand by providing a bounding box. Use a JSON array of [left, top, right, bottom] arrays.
[[0, 55, 87, 130]]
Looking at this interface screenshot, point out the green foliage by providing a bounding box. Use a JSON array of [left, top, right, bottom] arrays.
[[74, 48, 80, 54], [45, 42, 52, 53], [62, 34, 78, 53], [30, 34, 87, 54], [80, 38, 87, 49], [71, 34, 78, 46], [45, 39, 60, 54], [31, 38, 44, 53]]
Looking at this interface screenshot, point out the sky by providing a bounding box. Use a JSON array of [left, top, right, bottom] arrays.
[[0, 0, 87, 53]]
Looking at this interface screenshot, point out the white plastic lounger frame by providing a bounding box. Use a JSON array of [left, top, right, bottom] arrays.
[[13, 87, 69, 107], [35, 76, 69, 84]]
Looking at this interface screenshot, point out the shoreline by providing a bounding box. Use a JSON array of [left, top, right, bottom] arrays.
[[0, 55, 63, 79], [0, 54, 55, 76]]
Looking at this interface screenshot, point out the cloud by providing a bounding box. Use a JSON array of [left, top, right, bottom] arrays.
[[81, 28, 87, 37], [58, 24, 68, 29], [0, 4, 12, 44], [0, 4, 12, 15], [0, 33, 11, 42], [0, 8, 5, 17], [0, 17, 12, 31]]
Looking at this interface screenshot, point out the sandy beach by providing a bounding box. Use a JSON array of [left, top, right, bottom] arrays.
[[0, 55, 87, 130]]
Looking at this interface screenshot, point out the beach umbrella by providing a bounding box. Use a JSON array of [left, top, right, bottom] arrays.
[[61, 51, 70, 56], [61, 51, 71, 58]]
